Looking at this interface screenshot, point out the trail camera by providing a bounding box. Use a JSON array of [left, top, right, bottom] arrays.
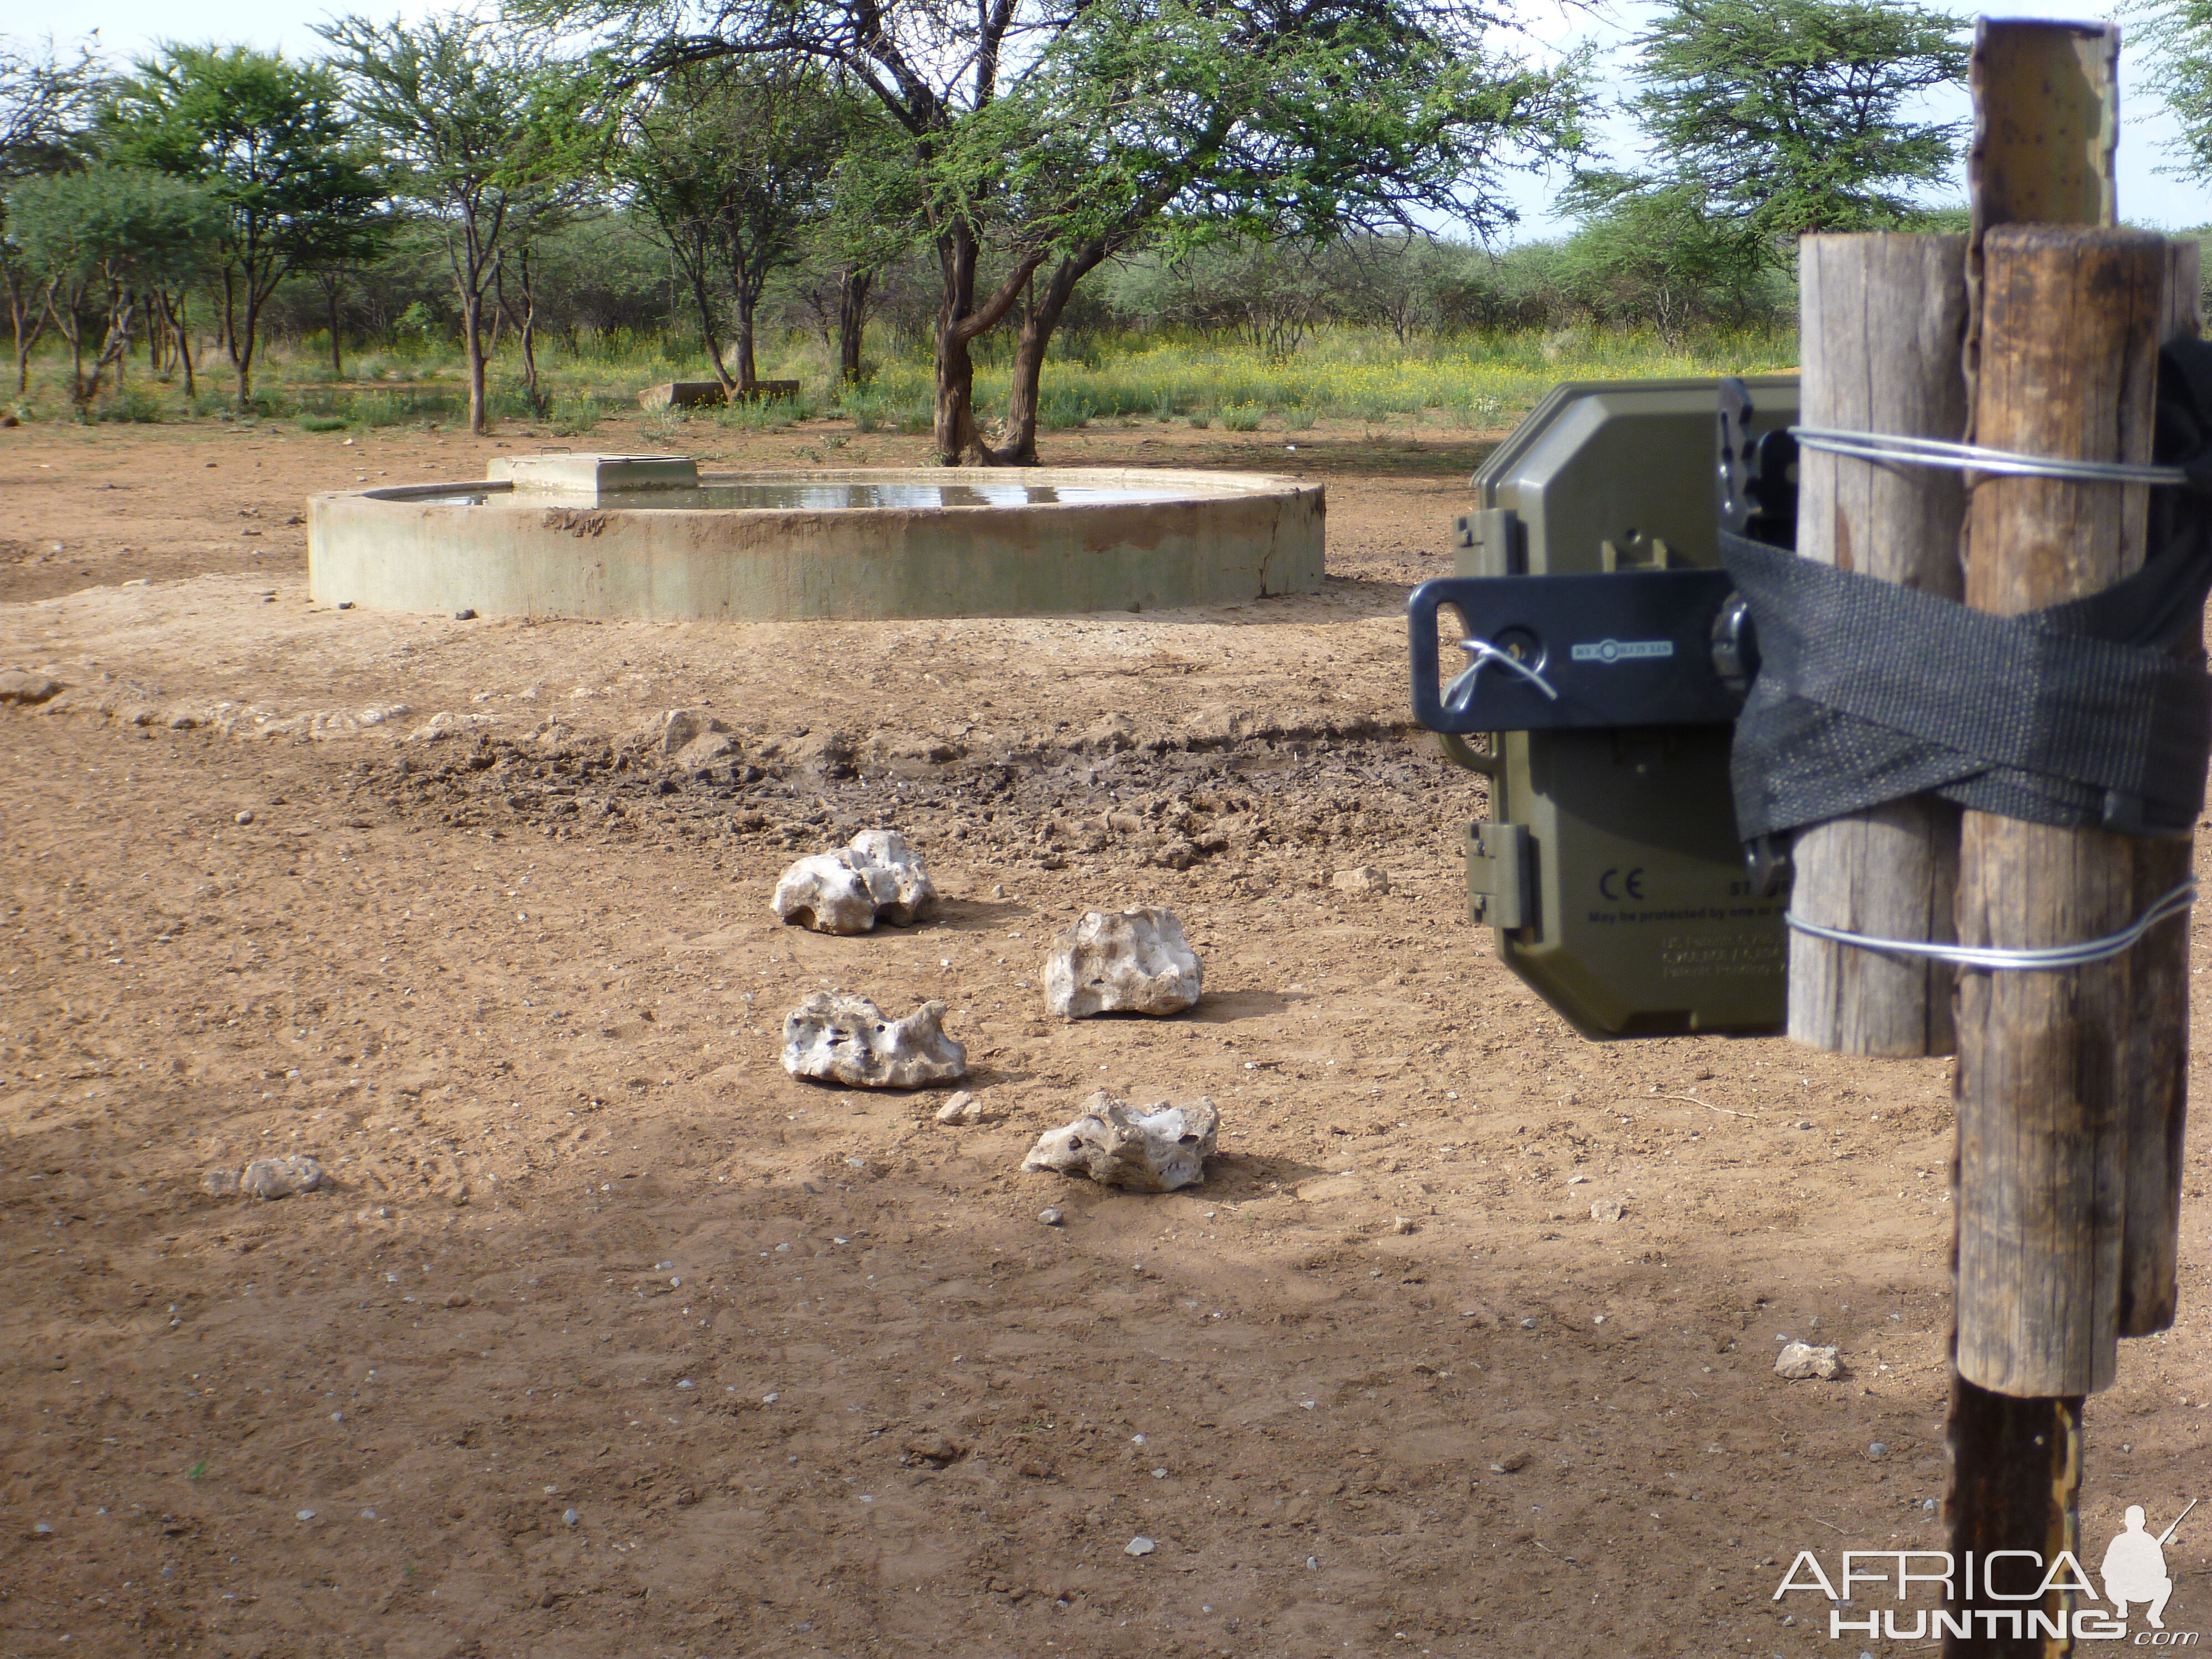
[[1407, 377, 1799, 1039]]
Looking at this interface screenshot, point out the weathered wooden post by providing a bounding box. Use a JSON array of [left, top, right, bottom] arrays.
[[1789, 235, 1969, 1055], [1935, 20, 2197, 1659]]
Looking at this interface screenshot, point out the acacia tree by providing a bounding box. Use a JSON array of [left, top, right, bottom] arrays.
[[2, 35, 104, 395], [318, 12, 591, 434], [6, 165, 221, 409], [2142, 0, 2212, 189], [1626, 0, 1968, 240], [99, 46, 380, 409], [794, 94, 922, 385], [529, 0, 1583, 465], [944, 0, 1582, 461], [618, 60, 844, 394]]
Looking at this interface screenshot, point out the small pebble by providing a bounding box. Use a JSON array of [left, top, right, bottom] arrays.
[[455, 608, 478, 620], [1124, 1536, 1155, 1557], [33, 1522, 54, 1535], [1520, 1317, 1538, 1329], [1867, 1441, 1888, 1459], [1921, 1498, 1938, 1512], [1039, 1207, 1064, 1227], [1307, 1556, 1319, 1570], [234, 809, 254, 825], [561, 1508, 580, 1527], [1392, 1215, 1415, 1235], [1151, 1467, 1168, 1479]]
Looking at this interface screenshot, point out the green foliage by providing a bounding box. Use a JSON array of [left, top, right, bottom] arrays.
[[614, 61, 852, 388], [98, 44, 380, 405], [97, 384, 166, 421], [1554, 175, 1778, 339], [2142, 2, 2212, 185], [6, 165, 222, 284], [1628, 0, 1969, 238]]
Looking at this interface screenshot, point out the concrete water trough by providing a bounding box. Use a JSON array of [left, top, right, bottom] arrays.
[[306, 453, 1326, 621]]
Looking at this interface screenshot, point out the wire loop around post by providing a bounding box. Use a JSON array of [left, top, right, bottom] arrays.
[[1785, 879, 2196, 971], [1791, 425, 2190, 489]]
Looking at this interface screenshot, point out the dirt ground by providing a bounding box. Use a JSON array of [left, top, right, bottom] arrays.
[[3, 411, 2210, 1659]]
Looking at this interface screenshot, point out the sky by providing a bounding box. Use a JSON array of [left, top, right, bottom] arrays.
[[12, 0, 2212, 242]]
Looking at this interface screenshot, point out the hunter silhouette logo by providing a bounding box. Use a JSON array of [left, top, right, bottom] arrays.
[[1772, 1498, 2200, 1642], [2104, 1501, 2196, 1630]]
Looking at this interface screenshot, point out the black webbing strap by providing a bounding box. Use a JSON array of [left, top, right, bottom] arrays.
[[1725, 338, 2212, 844]]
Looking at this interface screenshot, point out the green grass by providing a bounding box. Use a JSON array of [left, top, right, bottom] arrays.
[[4, 322, 1798, 436]]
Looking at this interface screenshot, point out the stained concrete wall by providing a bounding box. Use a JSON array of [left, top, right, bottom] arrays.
[[307, 467, 1325, 621]]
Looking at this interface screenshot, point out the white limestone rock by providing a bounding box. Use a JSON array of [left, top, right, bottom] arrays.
[[1773, 1340, 1843, 1381], [239, 1155, 325, 1199], [935, 1090, 993, 1126], [773, 853, 877, 934], [1331, 866, 1390, 895], [1043, 907, 1201, 1019], [781, 992, 968, 1088], [772, 830, 938, 934], [1021, 1090, 1218, 1193]]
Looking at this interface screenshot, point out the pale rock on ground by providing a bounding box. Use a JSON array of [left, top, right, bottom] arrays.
[[653, 707, 737, 768], [1773, 1340, 1843, 1381], [1331, 867, 1390, 894], [1042, 907, 1201, 1019], [772, 830, 938, 935], [1022, 1090, 1218, 1192], [935, 1091, 992, 1126], [237, 1155, 325, 1199], [781, 992, 968, 1088], [407, 711, 497, 743], [1590, 1197, 1625, 1224], [0, 669, 62, 705]]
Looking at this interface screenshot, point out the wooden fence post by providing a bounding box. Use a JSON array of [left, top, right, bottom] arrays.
[[1788, 233, 1969, 1055], [2119, 242, 2203, 1338]]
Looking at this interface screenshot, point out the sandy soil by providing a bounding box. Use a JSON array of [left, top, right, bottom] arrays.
[[3, 411, 2209, 1658]]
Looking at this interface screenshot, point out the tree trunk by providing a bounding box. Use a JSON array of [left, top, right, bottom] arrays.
[[328, 280, 344, 378], [837, 267, 872, 385], [684, 255, 735, 397], [223, 269, 259, 410], [13, 274, 53, 395], [731, 246, 769, 392], [932, 221, 985, 462], [508, 246, 545, 418], [464, 287, 488, 435], [733, 286, 758, 391], [930, 221, 1043, 465], [164, 291, 196, 401], [994, 244, 1107, 465]]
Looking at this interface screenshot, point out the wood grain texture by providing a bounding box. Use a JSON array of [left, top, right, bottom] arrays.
[[1788, 234, 1968, 1057], [1954, 223, 2167, 1398], [2118, 239, 2202, 1338]]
